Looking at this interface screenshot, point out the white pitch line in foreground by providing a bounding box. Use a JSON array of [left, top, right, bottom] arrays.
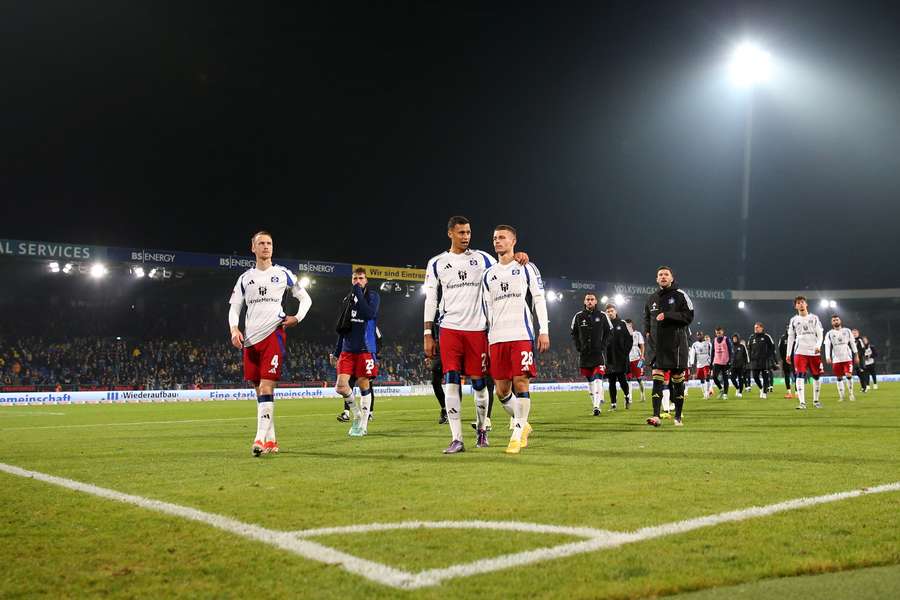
[[1, 461, 898, 590]]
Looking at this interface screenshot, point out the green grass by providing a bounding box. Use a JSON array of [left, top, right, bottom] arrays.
[[1, 383, 899, 598]]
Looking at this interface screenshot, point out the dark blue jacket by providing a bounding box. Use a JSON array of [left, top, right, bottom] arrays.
[[335, 286, 380, 355]]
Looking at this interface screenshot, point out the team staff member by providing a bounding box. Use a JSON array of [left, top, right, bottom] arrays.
[[643, 266, 694, 427], [571, 293, 613, 416], [333, 268, 380, 436], [604, 304, 633, 410]]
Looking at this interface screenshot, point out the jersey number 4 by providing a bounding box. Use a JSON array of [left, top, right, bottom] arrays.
[[268, 355, 279, 374]]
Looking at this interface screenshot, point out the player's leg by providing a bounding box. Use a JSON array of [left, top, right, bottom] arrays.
[[811, 357, 822, 407], [761, 369, 771, 397], [335, 371, 360, 428], [432, 359, 447, 423], [438, 330, 465, 452], [671, 370, 686, 425], [729, 369, 741, 397], [510, 374, 532, 449], [870, 368, 878, 388], [606, 372, 618, 410], [471, 377, 490, 446], [793, 356, 807, 408], [647, 369, 666, 426], [257, 378, 279, 453], [355, 375, 372, 434]]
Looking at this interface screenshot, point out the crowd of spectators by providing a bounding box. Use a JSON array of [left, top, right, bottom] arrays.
[[0, 334, 582, 390]]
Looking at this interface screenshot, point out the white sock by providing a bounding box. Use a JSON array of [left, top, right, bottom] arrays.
[[512, 394, 526, 441], [474, 386, 488, 430], [500, 393, 517, 418], [519, 393, 531, 426], [256, 401, 273, 442], [662, 389, 671, 412], [444, 382, 462, 441], [836, 379, 844, 399], [590, 379, 602, 408], [346, 394, 360, 420], [265, 401, 276, 442], [359, 390, 372, 431], [813, 379, 821, 403], [796, 378, 806, 404]]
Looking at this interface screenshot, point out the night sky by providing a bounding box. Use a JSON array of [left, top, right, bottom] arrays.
[[3, 1, 899, 290]]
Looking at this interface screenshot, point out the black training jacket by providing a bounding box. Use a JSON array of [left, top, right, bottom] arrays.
[[643, 283, 694, 370]]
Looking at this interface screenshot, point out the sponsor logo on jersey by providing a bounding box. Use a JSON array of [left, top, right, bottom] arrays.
[[458, 270, 467, 281], [259, 286, 267, 296], [500, 281, 509, 292]]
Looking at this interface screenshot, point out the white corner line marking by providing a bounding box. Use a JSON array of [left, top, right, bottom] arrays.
[[1, 461, 898, 590]]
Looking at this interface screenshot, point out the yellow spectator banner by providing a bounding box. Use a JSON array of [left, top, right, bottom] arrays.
[[352, 264, 426, 282]]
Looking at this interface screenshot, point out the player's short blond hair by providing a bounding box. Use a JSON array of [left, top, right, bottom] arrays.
[[251, 230, 273, 244]]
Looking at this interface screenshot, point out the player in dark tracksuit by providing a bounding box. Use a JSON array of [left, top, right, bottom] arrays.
[[643, 267, 694, 426], [605, 303, 634, 410], [730, 334, 749, 396], [748, 323, 776, 397]]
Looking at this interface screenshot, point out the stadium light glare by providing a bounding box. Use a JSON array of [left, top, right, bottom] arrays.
[[299, 276, 311, 289], [738, 301, 747, 309], [729, 41, 772, 88], [419, 285, 427, 295], [62, 263, 73, 274], [819, 299, 830, 309], [132, 266, 145, 279], [48, 261, 60, 273], [149, 268, 158, 279], [89, 263, 108, 279], [600, 295, 609, 304], [829, 300, 838, 309], [546, 291, 558, 302], [613, 294, 625, 305]]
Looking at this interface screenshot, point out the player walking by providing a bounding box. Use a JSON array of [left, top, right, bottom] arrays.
[[228, 231, 312, 456], [604, 303, 633, 410], [625, 319, 646, 402], [747, 323, 776, 398], [643, 266, 694, 427], [482, 225, 549, 454], [423, 216, 527, 453], [786, 296, 825, 409], [824, 315, 859, 402], [691, 333, 713, 399], [711, 327, 733, 399], [571, 293, 613, 416]]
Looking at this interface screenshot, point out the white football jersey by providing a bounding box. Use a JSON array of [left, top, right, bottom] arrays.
[[229, 264, 312, 347], [481, 261, 549, 345], [629, 331, 644, 361], [824, 327, 857, 363], [691, 340, 712, 368], [786, 313, 824, 357], [423, 249, 495, 331]]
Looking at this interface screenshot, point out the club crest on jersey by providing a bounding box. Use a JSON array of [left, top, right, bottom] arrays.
[[271, 276, 279, 283], [351, 309, 357, 318], [500, 282, 509, 292], [512, 269, 520, 275], [668, 298, 675, 304], [458, 270, 467, 281], [258, 287, 267, 296], [469, 259, 478, 266]]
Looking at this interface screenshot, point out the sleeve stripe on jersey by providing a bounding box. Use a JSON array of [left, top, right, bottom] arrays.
[[432, 259, 439, 279], [677, 289, 694, 310], [281, 269, 295, 287], [239, 275, 246, 295], [478, 251, 492, 268], [523, 306, 534, 343], [523, 264, 531, 285], [482, 269, 491, 292]]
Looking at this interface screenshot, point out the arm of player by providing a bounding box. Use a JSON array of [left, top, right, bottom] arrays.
[[423, 259, 439, 357], [527, 264, 550, 352], [481, 270, 494, 332], [785, 322, 795, 364], [814, 316, 824, 354], [353, 286, 379, 319], [662, 290, 695, 325], [570, 313, 580, 351], [284, 283, 312, 327], [824, 331, 833, 363], [228, 274, 246, 348]]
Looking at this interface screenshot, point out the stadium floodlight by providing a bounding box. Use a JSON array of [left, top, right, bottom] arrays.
[[819, 299, 830, 309], [738, 301, 747, 309], [132, 266, 145, 279], [48, 261, 60, 273], [89, 263, 108, 279], [829, 300, 837, 309], [148, 268, 158, 279], [299, 276, 311, 289], [420, 285, 427, 295], [600, 295, 609, 304], [62, 263, 74, 274], [546, 291, 557, 302], [728, 41, 772, 88], [613, 294, 625, 305]]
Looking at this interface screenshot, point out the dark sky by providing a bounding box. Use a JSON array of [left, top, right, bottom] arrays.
[[3, 0, 899, 290]]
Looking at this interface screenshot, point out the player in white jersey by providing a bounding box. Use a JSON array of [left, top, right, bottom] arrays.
[[785, 296, 824, 409], [229, 231, 312, 456], [625, 319, 646, 402], [691, 333, 713, 399], [824, 314, 859, 402], [482, 224, 549, 454], [423, 216, 528, 453]]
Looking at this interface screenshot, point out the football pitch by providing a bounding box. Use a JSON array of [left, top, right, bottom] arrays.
[[2, 384, 899, 599]]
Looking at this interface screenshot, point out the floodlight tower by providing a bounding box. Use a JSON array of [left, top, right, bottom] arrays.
[[729, 42, 771, 290]]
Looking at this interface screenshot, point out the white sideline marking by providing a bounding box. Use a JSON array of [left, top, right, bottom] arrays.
[[0, 411, 66, 417], [2, 461, 897, 590]]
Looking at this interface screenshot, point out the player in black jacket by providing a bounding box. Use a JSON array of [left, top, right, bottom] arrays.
[[604, 303, 634, 410], [778, 332, 796, 399], [571, 293, 614, 416], [748, 322, 776, 398], [643, 266, 694, 427], [730, 334, 749, 396]]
